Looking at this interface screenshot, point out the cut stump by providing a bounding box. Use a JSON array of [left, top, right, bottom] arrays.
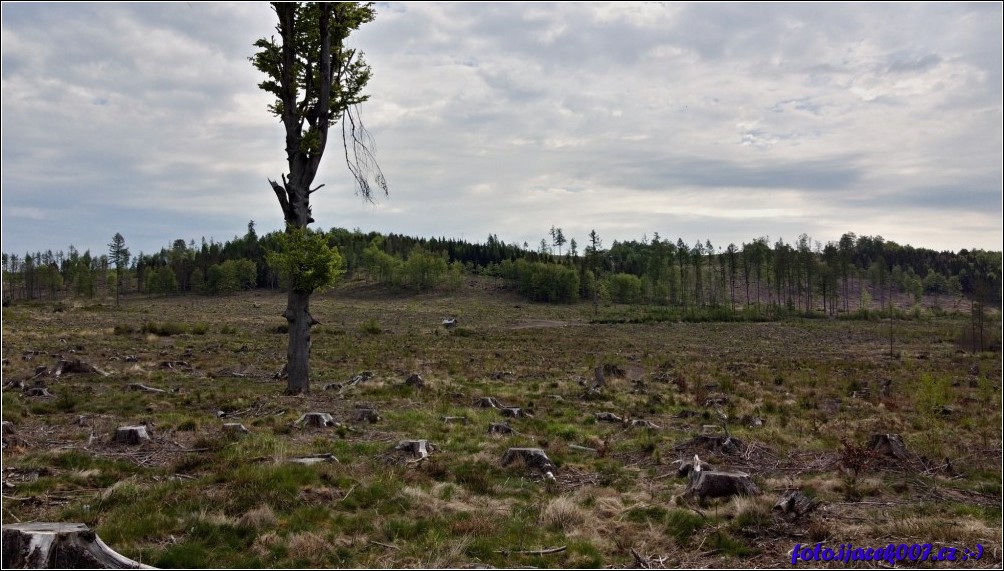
[[773, 490, 819, 518], [473, 397, 502, 409], [112, 426, 150, 445], [295, 413, 337, 428], [395, 440, 434, 460], [222, 423, 250, 435], [404, 374, 425, 388], [685, 455, 759, 502], [868, 433, 909, 460], [487, 422, 516, 435], [501, 447, 556, 480], [1, 522, 154, 569]]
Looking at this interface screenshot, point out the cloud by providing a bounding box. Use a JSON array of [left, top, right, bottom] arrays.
[[1, 2, 1000, 258]]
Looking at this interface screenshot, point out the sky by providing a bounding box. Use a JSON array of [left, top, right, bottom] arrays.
[[2, 2, 1002, 260]]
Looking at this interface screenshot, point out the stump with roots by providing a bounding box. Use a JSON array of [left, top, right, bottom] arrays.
[[112, 426, 150, 445], [395, 440, 434, 460], [676, 458, 714, 478], [501, 447, 556, 480], [487, 422, 516, 435], [473, 396, 502, 409], [295, 413, 337, 428], [595, 412, 623, 423], [1, 522, 153, 569], [868, 433, 909, 460], [353, 408, 380, 423], [684, 454, 759, 502], [500, 406, 528, 418]]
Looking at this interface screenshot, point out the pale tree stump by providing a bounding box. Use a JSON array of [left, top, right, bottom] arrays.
[[113, 426, 150, 445], [595, 412, 623, 423], [501, 447, 556, 481], [295, 413, 337, 428], [222, 423, 250, 435], [1, 522, 154, 569], [395, 440, 434, 460], [500, 407, 528, 418]]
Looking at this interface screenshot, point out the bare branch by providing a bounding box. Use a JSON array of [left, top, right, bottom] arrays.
[[342, 104, 388, 202]]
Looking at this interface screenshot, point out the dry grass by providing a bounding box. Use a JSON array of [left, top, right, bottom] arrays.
[[1, 286, 1000, 568]]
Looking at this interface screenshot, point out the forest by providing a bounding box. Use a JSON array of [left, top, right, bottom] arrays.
[[4, 223, 1001, 322]]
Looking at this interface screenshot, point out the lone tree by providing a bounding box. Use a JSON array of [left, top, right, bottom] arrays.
[[252, 2, 387, 394], [108, 232, 130, 306]]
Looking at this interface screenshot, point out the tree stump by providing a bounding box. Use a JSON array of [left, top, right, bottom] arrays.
[[404, 374, 425, 388], [353, 408, 380, 423], [112, 426, 150, 445], [295, 413, 337, 428], [500, 407, 527, 418], [501, 447, 556, 480], [25, 387, 53, 397], [52, 359, 109, 377], [703, 394, 729, 406], [676, 458, 714, 478], [868, 433, 909, 460], [222, 423, 250, 435], [395, 440, 434, 460], [442, 318, 458, 328], [487, 422, 515, 435], [593, 366, 606, 388], [442, 416, 469, 425], [685, 455, 759, 502], [473, 396, 502, 409], [773, 490, 819, 518], [595, 412, 623, 423], [1, 522, 153, 569]]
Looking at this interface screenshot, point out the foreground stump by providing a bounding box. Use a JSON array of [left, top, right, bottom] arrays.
[[684, 455, 759, 502], [112, 426, 150, 445], [1, 523, 153, 569], [395, 440, 434, 460], [295, 413, 337, 428]]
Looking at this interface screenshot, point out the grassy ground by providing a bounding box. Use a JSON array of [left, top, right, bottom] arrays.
[[2, 280, 1001, 568]]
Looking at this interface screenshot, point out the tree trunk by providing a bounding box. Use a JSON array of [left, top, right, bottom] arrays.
[[284, 289, 314, 394]]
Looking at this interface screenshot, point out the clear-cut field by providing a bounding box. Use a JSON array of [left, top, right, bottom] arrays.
[[2, 284, 1000, 568]]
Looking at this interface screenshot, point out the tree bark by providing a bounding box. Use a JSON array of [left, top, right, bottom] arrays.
[[284, 289, 315, 394], [1, 523, 153, 569]]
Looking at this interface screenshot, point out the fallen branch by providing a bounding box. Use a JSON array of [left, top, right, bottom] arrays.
[[494, 546, 566, 555]]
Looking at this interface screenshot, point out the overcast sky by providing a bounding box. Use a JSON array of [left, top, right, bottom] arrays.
[[2, 2, 1001, 260]]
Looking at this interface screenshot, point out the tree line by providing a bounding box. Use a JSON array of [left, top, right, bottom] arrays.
[[3, 223, 1000, 316]]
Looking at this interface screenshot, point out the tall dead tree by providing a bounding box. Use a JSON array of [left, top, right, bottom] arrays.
[[252, 2, 387, 394]]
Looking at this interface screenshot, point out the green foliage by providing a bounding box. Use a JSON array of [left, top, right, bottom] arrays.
[[267, 227, 344, 294], [515, 260, 579, 303], [606, 273, 643, 304]]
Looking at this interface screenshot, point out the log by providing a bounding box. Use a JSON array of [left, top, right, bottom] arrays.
[[112, 426, 150, 445], [52, 359, 109, 377], [295, 413, 337, 428], [595, 412, 623, 423], [126, 384, 165, 394], [289, 453, 338, 465], [626, 419, 659, 429], [1, 522, 154, 569], [501, 447, 556, 480]]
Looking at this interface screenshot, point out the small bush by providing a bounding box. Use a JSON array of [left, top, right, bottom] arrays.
[[192, 323, 209, 335], [360, 319, 381, 335], [142, 321, 187, 336]]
